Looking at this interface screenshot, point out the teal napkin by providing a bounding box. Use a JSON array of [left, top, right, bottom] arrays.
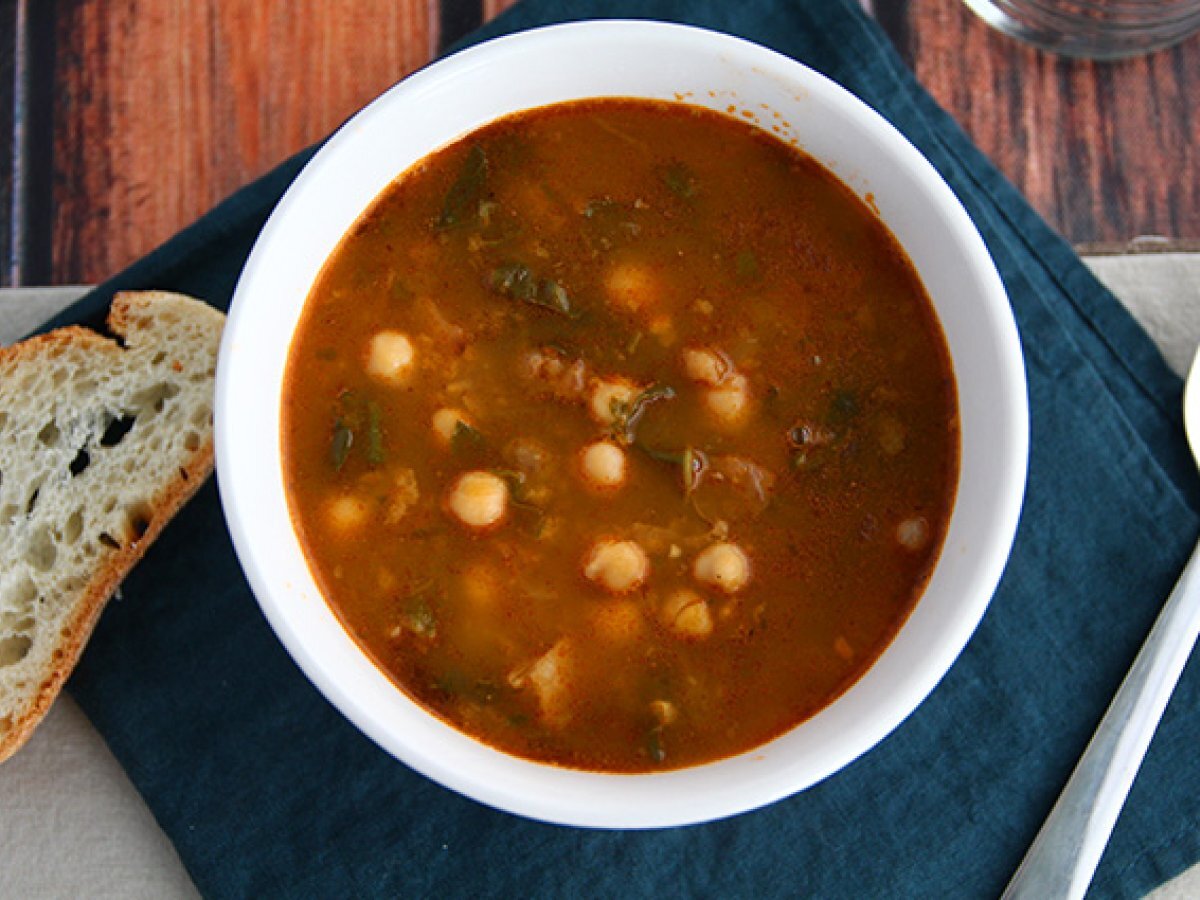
[[44, 1, 1200, 897]]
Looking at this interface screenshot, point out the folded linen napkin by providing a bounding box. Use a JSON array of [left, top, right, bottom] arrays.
[[39, 1, 1200, 897]]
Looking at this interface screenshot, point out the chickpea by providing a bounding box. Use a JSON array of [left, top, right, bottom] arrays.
[[459, 562, 499, 609], [606, 261, 658, 313], [693, 541, 751, 593], [327, 494, 368, 531], [584, 540, 649, 593], [580, 441, 627, 489], [377, 568, 398, 591], [896, 516, 931, 551], [704, 373, 751, 428], [431, 407, 473, 446], [589, 377, 639, 425], [661, 588, 714, 639], [366, 330, 415, 383], [681, 346, 732, 386], [648, 315, 676, 345], [447, 471, 508, 529]]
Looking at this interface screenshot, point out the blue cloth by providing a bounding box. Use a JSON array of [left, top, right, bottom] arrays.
[[44, 1, 1200, 897]]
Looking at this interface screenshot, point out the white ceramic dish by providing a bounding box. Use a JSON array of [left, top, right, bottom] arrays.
[[215, 20, 1028, 829]]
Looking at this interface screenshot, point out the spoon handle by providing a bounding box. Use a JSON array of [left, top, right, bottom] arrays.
[[1002, 536, 1200, 900]]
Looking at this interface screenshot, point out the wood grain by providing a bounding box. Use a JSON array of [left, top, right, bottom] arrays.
[[0, 0, 15, 287], [32, 0, 1200, 285], [4, 0, 58, 287], [898, 0, 1200, 244], [482, 0, 521, 21], [50, 0, 437, 284]]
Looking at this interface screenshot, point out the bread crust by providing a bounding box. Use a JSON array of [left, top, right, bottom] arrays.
[[0, 291, 224, 763]]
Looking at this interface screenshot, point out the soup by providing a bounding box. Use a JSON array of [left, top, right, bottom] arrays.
[[281, 99, 959, 772]]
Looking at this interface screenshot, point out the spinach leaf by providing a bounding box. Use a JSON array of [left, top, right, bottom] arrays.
[[402, 591, 438, 639], [612, 383, 675, 444], [583, 197, 643, 246], [490, 262, 538, 302], [491, 468, 547, 537], [330, 390, 385, 470], [662, 161, 698, 200], [450, 420, 486, 456], [366, 400, 385, 466], [436, 144, 488, 230], [330, 423, 354, 471], [829, 388, 860, 424], [537, 279, 574, 317], [634, 442, 708, 497], [489, 263, 581, 319]]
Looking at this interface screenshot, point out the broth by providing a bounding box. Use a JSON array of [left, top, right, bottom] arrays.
[[281, 99, 959, 772]]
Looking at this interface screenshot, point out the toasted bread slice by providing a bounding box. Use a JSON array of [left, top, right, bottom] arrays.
[[0, 291, 224, 762]]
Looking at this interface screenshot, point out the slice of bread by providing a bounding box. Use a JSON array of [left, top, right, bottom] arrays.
[[0, 291, 224, 763]]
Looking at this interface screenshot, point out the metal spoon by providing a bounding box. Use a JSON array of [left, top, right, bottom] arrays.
[[1003, 345, 1200, 900]]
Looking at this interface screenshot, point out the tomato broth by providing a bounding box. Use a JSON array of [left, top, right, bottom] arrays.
[[281, 99, 959, 772]]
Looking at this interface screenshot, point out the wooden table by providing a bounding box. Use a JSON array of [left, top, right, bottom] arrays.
[[1, 5, 1198, 897], [1, 0, 1197, 288]]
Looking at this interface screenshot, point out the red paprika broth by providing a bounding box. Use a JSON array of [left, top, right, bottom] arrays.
[[281, 99, 959, 772]]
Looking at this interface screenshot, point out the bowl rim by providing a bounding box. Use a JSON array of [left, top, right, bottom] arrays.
[[215, 19, 1029, 829]]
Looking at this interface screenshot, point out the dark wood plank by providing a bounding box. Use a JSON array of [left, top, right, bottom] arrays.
[[483, 0, 522, 20], [439, 0, 483, 52], [890, 0, 1200, 245], [43, 0, 1200, 287], [50, 0, 438, 285], [0, 0, 16, 287], [3, 0, 57, 287], [15, 0, 56, 286], [867, 0, 915, 68]]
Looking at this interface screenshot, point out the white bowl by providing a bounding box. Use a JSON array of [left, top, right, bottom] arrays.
[[215, 20, 1028, 828]]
